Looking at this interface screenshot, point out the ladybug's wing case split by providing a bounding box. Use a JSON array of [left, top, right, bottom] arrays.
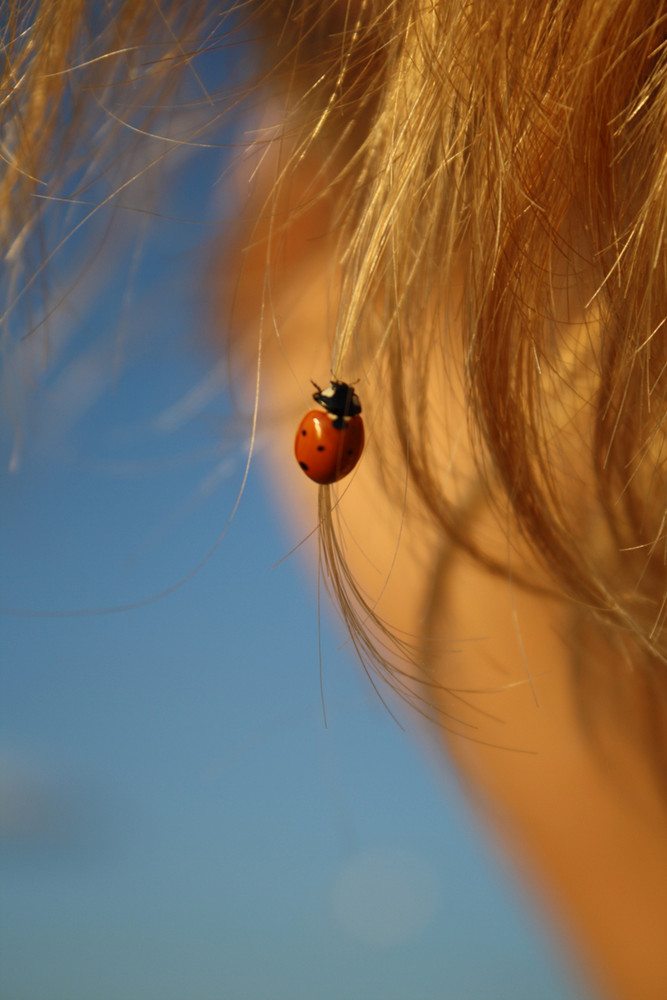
[[294, 410, 365, 485]]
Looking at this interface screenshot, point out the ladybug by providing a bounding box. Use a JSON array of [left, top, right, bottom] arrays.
[[294, 380, 365, 484]]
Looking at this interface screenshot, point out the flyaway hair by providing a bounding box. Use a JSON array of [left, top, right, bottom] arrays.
[[2, 0, 667, 773]]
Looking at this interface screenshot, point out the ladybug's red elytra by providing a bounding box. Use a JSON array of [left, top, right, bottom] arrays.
[[294, 380, 365, 485]]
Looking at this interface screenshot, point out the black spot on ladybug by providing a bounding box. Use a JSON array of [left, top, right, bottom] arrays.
[[299, 461, 309, 471], [317, 445, 325, 451]]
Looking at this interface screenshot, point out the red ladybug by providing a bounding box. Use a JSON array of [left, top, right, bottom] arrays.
[[294, 380, 365, 484]]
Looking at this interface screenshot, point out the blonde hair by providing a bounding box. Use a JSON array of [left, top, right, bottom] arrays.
[[3, 1, 667, 772]]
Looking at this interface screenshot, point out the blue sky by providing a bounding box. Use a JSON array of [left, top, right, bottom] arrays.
[[0, 44, 599, 1000]]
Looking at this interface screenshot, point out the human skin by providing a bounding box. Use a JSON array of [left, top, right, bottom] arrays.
[[2, 0, 665, 996], [222, 155, 667, 1000]]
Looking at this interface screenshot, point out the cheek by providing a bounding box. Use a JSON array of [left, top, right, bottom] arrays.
[[215, 162, 667, 1000]]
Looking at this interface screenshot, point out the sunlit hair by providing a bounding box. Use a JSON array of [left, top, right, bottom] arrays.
[[3, 1, 667, 772]]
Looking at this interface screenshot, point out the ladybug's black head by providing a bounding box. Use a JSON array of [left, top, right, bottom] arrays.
[[311, 379, 362, 417]]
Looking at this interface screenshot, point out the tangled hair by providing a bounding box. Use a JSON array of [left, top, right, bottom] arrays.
[[2, 2, 667, 768]]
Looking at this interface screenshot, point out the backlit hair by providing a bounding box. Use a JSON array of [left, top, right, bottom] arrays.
[[2, 0, 667, 775]]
